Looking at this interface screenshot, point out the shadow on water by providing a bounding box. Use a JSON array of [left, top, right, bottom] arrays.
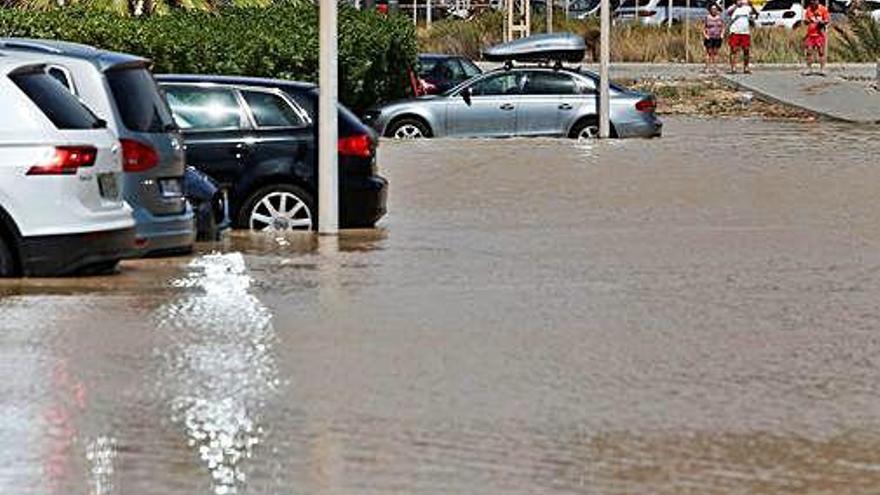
[[0, 229, 388, 300]]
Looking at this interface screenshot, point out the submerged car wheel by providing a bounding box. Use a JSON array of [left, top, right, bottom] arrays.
[[0, 236, 15, 277], [571, 118, 600, 141], [239, 184, 315, 232], [570, 118, 615, 141], [387, 118, 430, 139]]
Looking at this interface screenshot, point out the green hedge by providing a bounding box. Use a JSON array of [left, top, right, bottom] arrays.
[[0, 1, 418, 112]]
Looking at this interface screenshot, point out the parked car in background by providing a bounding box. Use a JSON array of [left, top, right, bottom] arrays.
[[0, 58, 135, 276], [615, 0, 710, 25], [365, 66, 662, 139], [532, 0, 620, 17], [417, 54, 482, 95], [755, 0, 804, 28], [184, 166, 228, 241], [156, 75, 388, 232], [0, 38, 196, 256], [855, 0, 879, 18]]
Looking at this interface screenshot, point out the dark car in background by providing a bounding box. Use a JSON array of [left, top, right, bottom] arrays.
[[155, 75, 388, 232], [417, 54, 482, 95]]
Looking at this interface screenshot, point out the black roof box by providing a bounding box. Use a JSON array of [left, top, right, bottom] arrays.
[[482, 33, 586, 64]]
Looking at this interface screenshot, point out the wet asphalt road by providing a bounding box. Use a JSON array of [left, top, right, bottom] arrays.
[[1, 117, 880, 494]]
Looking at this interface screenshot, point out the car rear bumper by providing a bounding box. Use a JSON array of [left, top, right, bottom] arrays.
[[341, 175, 388, 228], [133, 204, 196, 257], [617, 115, 663, 139], [18, 227, 137, 277]]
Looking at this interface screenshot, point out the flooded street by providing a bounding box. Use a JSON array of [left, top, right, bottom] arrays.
[[2, 117, 880, 494]]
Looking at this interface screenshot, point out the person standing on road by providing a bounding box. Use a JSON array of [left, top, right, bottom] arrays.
[[726, 0, 758, 74], [803, 0, 830, 75], [703, 4, 724, 73]]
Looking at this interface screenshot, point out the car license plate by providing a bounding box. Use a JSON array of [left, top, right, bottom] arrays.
[[160, 178, 183, 197], [98, 173, 119, 200]]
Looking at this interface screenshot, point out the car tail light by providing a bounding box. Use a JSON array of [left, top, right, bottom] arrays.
[[638, 9, 656, 16], [120, 139, 159, 172], [782, 10, 796, 17], [338, 134, 373, 158], [27, 146, 97, 176], [635, 98, 656, 112]]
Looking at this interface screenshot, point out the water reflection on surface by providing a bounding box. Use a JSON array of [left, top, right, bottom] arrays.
[[154, 253, 279, 494], [1, 117, 880, 494]]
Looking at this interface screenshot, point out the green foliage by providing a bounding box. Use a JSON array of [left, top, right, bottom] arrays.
[[834, 15, 880, 62], [0, 1, 419, 110]]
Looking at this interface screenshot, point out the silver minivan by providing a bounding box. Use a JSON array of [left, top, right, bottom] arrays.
[[0, 39, 195, 256]]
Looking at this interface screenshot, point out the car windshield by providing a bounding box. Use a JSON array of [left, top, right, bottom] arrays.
[[106, 67, 175, 133]]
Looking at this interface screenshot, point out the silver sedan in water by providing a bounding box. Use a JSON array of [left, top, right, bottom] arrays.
[[363, 66, 662, 140]]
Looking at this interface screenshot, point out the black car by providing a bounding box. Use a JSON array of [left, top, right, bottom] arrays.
[[155, 75, 387, 231], [417, 54, 482, 95]]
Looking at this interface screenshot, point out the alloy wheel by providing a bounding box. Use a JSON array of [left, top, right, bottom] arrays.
[[578, 125, 600, 141], [393, 124, 425, 139], [248, 191, 313, 231]]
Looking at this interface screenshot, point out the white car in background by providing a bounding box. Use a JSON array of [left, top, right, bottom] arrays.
[[867, 0, 880, 20], [616, 0, 711, 25], [0, 57, 135, 276], [756, 0, 805, 28]]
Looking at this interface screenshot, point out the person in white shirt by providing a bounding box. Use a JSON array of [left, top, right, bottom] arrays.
[[726, 0, 758, 73]]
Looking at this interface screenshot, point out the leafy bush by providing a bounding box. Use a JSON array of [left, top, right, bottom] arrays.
[[0, 1, 418, 111]]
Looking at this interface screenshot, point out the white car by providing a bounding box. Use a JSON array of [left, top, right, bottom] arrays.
[[616, 0, 711, 25], [756, 0, 805, 28], [0, 57, 135, 276], [866, 0, 880, 20]]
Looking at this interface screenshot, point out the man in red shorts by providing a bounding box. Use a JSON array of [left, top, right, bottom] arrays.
[[726, 0, 758, 74], [804, 0, 830, 75]]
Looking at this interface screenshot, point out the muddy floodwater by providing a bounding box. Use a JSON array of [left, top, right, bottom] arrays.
[[2, 117, 880, 494]]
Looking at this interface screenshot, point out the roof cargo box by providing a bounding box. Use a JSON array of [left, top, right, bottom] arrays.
[[482, 33, 586, 64]]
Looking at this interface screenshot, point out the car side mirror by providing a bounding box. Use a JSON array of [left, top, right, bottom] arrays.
[[461, 87, 472, 106], [93, 118, 108, 129]]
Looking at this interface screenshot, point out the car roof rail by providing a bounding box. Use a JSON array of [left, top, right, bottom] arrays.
[[500, 60, 577, 71], [0, 40, 63, 54]]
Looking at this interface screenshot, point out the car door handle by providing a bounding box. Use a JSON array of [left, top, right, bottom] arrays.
[[231, 142, 252, 157], [499, 103, 515, 111], [559, 103, 573, 110]]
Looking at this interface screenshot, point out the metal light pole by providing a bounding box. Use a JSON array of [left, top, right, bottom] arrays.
[[667, 0, 672, 29], [547, 0, 553, 32], [599, 0, 610, 138], [427, 0, 432, 27], [319, 0, 339, 234], [684, 0, 690, 62]]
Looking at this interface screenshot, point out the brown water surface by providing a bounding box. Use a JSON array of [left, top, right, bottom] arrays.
[[1, 117, 879, 494]]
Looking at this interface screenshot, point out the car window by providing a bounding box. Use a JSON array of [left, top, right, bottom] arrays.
[[163, 85, 245, 131], [579, 76, 597, 93], [417, 57, 440, 77], [106, 67, 175, 133], [523, 72, 578, 95], [460, 59, 482, 78], [241, 90, 305, 128], [10, 71, 103, 130], [468, 72, 522, 96], [46, 66, 73, 93]]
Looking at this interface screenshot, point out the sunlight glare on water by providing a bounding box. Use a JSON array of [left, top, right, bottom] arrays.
[[154, 253, 279, 495]]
